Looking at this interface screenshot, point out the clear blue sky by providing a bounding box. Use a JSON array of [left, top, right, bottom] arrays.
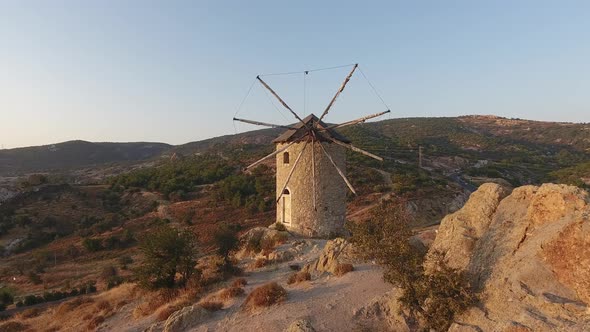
[[1, 1, 589, 148]]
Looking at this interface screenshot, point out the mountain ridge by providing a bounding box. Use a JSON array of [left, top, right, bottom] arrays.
[[1, 115, 589, 176]]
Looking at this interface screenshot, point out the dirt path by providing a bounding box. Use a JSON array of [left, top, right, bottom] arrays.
[[193, 239, 390, 332], [196, 263, 389, 332]]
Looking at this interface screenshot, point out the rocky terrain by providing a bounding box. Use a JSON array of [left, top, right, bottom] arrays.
[[2, 183, 588, 331], [432, 183, 590, 331], [1, 114, 590, 331]]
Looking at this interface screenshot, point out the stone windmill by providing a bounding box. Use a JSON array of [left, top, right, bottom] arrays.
[[233, 64, 390, 237]]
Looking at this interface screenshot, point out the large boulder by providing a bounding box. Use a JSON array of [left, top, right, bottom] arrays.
[[236, 227, 290, 259], [425, 183, 510, 272], [426, 183, 590, 331], [162, 304, 211, 332], [302, 238, 354, 275]]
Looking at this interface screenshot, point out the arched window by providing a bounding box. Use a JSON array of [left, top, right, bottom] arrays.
[[283, 152, 290, 164]]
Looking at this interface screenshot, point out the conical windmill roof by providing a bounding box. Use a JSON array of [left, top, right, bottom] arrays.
[[272, 114, 351, 144]]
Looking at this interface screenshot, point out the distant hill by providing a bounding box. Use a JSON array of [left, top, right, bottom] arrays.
[[0, 140, 172, 175], [1, 115, 589, 179]]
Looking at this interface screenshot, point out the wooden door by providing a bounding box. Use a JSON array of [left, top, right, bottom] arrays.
[[282, 189, 291, 224]]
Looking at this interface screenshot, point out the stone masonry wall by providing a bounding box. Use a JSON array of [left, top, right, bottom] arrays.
[[275, 141, 347, 238]]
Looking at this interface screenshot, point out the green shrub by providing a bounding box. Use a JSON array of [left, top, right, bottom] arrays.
[[348, 199, 477, 331], [118, 255, 134, 269], [27, 272, 42, 285], [82, 238, 103, 252], [0, 290, 14, 305], [109, 155, 233, 197], [23, 295, 43, 306], [136, 225, 199, 289]]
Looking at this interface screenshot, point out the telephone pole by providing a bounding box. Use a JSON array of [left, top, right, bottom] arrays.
[[418, 145, 423, 169]]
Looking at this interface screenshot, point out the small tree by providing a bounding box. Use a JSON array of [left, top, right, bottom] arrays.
[[213, 224, 240, 274], [348, 199, 476, 331], [136, 225, 198, 289], [0, 290, 14, 306]]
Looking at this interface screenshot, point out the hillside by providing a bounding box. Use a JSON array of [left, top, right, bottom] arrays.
[[2, 115, 589, 187], [1, 183, 588, 331], [0, 141, 172, 176], [1, 114, 589, 321]]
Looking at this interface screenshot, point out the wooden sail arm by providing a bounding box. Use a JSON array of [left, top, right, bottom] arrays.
[[327, 137, 383, 161], [256, 76, 307, 126], [233, 117, 297, 130], [320, 110, 391, 131], [276, 140, 309, 203], [311, 136, 316, 210], [318, 63, 358, 122], [318, 142, 357, 195], [244, 141, 297, 170]]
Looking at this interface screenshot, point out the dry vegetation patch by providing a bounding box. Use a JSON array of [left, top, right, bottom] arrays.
[[0, 285, 136, 332], [0, 321, 28, 332], [16, 307, 43, 319], [55, 297, 95, 317], [287, 271, 311, 285], [155, 302, 187, 322], [86, 315, 105, 330], [199, 300, 223, 312], [252, 258, 268, 269], [231, 277, 247, 288], [334, 263, 354, 276], [242, 282, 287, 310], [219, 286, 245, 300]]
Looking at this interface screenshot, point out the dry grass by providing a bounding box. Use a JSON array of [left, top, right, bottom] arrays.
[[231, 277, 247, 288], [219, 286, 245, 300], [55, 297, 95, 317], [95, 300, 111, 311], [242, 282, 287, 310], [334, 263, 354, 276], [253, 258, 268, 269], [0, 321, 29, 332], [16, 307, 43, 319], [86, 315, 105, 330], [156, 305, 180, 322], [133, 285, 198, 320], [287, 271, 311, 285], [199, 300, 223, 312], [132, 287, 182, 318]]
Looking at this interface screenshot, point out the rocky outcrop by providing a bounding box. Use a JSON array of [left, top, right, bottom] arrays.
[[0, 187, 18, 203], [284, 319, 316, 332], [426, 183, 590, 331], [425, 183, 510, 272], [302, 238, 354, 275], [162, 305, 211, 332]]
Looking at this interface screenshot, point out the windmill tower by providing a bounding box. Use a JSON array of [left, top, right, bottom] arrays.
[[234, 64, 390, 238]]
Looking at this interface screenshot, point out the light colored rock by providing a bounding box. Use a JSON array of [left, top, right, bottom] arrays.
[[143, 322, 163, 332], [302, 238, 353, 275], [162, 304, 210, 332], [236, 227, 290, 259], [353, 289, 411, 332], [425, 183, 510, 272], [284, 319, 316, 332], [426, 183, 590, 331], [268, 249, 294, 263]]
